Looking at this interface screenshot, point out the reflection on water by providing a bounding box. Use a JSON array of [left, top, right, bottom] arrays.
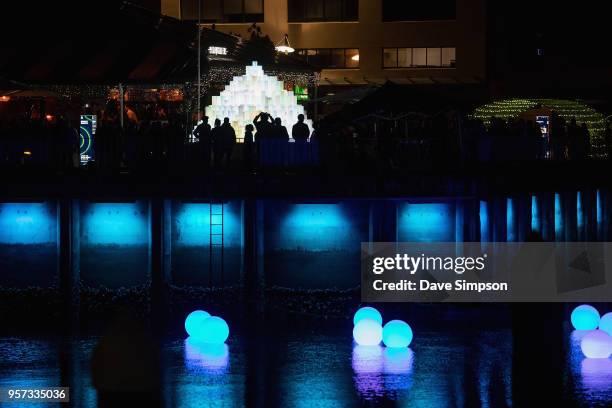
[[1, 327, 611, 407], [351, 345, 414, 400], [184, 338, 229, 373], [568, 329, 612, 404]]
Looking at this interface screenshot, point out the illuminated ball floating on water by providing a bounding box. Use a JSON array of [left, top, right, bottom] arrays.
[[571, 305, 600, 331], [598, 312, 612, 336], [580, 330, 612, 359], [184, 310, 210, 338], [353, 318, 383, 346], [382, 320, 413, 348], [353, 307, 383, 326], [199, 316, 230, 344]]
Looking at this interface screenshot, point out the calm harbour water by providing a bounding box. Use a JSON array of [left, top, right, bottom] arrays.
[[0, 324, 610, 407]]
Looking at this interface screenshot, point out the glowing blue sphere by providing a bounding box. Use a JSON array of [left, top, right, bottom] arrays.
[[598, 312, 612, 336], [353, 318, 383, 346], [571, 305, 600, 330], [382, 320, 413, 348], [580, 330, 612, 359], [184, 310, 210, 338], [199, 316, 230, 344], [353, 307, 383, 326]]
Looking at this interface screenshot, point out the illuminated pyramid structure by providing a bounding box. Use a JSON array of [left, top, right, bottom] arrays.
[[206, 62, 312, 141]]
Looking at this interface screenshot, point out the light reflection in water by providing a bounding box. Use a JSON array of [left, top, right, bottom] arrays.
[[184, 337, 229, 373], [568, 329, 612, 402], [351, 345, 414, 400]]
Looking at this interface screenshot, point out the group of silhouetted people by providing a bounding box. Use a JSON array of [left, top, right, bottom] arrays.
[[192, 113, 312, 170], [193, 116, 236, 169]]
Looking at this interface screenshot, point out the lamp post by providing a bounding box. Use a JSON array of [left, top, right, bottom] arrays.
[[196, 0, 202, 122]]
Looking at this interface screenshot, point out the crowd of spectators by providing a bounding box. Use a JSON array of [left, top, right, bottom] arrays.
[[0, 100, 608, 173]]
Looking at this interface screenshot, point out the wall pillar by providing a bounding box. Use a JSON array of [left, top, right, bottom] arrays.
[[58, 198, 80, 331], [243, 199, 265, 318], [150, 198, 170, 331]]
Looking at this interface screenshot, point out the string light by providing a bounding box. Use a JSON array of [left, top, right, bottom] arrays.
[[472, 98, 607, 158]]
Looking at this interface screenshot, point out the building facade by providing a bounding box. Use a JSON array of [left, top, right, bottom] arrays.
[[161, 0, 486, 86]]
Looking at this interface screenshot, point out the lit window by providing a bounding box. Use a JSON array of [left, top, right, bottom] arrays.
[[442, 47, 456, 67], [413, 48, 427, 67], [398, 48, 412, 67], [383, 47, 456, 68], [426, 48, 441, 67], [288, 0, 358, 22], [296, 48, 360, 69], [383, 48, 398, 68]]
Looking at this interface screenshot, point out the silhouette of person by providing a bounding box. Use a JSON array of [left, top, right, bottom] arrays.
[[244, 123, 255, 170], [220, 117, 236, 167], [292, 114, 310, 143], [211, 118, 223, 168], [193, 116, 212, 168], [253, 112, 273, 140], [273, 117, 289, 141]]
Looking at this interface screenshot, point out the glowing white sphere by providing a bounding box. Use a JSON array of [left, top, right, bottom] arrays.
[[353, 318, 383, 346], [598, 312, 612, 336], [199, 316, 230, 344], [353, 307, 383, 326], [184, 310, 210, 338], [580, 330, 612, 359], [382, 320, 413, 348], [571, 305, 600, 330]]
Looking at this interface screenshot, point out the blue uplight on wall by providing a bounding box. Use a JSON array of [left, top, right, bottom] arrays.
[[479, 201, 489, 242], [0, 203, 56, 244], [506, 198, 516, 242], [531, 196, 540, 233], [174, 203, 240, 247], [279, 204, 355, 251], [577, 191, 584, 229], [596, 190, 602, 229], [82, 203, 148, 245], [555, 193, 563, 239], [398, 203, 454, 242]]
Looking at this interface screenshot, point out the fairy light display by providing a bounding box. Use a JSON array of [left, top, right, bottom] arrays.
[[472, 98, 607, 158]]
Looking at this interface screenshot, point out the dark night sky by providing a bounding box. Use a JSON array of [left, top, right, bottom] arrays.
[[1, 1, 610, 92]]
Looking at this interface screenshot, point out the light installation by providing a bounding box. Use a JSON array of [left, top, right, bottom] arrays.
[[580, 330, 612, 359], [205, 62, 312, 140], [81, 203, 148, 246], [598, 312, 612, 336], [382, 320, 413, 348], [398, 203, 454, 242], [185, 310, 211, 338], [353, 307, 383, 326], [571, 305, 600, 331], [471, 98, 607, 158], [353, 318, 383, 346]]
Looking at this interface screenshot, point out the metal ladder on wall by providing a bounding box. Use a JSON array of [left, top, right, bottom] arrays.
[[209, 202, 224, 286]]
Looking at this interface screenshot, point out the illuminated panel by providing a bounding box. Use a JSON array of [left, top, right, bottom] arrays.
[[577, 191, 584, 229], [555, 193, 563, 239], [174, 203, 240, 247], [279, 204, 354, 251], [479, 201, 489, 242], [397, 203, 454, 242], [531, 196, 540, 233], [506, 198, 516, 242], [81, 203, 147, 245], [205, 62, 313, 140], [0, 203, 56, 244]]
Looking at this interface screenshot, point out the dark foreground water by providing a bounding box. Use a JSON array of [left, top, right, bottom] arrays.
[[0, 324, 610, 407]]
